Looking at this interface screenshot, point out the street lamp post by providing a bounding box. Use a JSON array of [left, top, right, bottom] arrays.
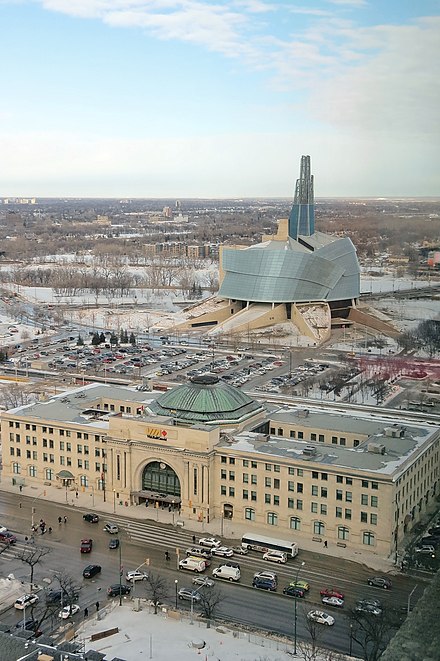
[[90, 485, 95, 507], [175, 579, 178, 609], [172, 500, 175, 526], [293, 561, 306, 656], [407, 584, 418, 616], [349, 622, 353, 656], [118, 540, 123, 606], [113, 489, 116, 514]]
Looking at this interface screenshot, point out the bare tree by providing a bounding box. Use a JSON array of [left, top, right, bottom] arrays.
[[350, 606, 401, 661], [15, 544, 51, 590], [143, 571, 169, 614], [297, 609, 326, 661], [198, 585, 225, 622], [0, 382, 35, 409]]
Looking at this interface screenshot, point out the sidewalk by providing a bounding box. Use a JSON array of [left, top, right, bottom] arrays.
[[2, 479, 397, 574]]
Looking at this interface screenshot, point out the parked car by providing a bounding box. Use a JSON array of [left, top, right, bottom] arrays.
[[58, 604, 80, 619], [254, 570, 278, 585], [231, 546, 248, 555], [107, 584, 131, 597], [83, 513, 99, 523], [198, 537, 221, 548], [212, 565, 240, 582], [367, 576, 392, 589], [282, 585, 305, 598], [253, 575, 277, 591], [211, 546, 234, 557], [307, 610, 335, 626], [14, 618, 41, 635], [321, 596, 344, 608], [0, 531, 17, 544], [0, 525, 7, 533], [103, 523, 119, 534], [178, 587, 201, 602], [355, 599, 382, 616], [192, 576, 214, 588], [185, 547, 212, 560], [289, 579, 309, 592], [80, 538, 93, 553], [414, 545, 435, 556], [14, 593, 39, 610], [109, 538, 120, 550], [179, 557, 207, 573], [262, 550, 287, 564], [320, 587, 345, 599], [125, 570, 148, 582], [83, 564, 101, 579]]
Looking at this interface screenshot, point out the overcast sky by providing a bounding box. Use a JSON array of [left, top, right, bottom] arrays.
[[1, 0, 439, 198]]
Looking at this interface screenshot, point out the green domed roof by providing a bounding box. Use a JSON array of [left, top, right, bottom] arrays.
[[149, 375, 263, 425]]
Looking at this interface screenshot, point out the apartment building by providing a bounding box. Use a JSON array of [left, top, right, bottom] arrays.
[[1, 379, 439, 560]]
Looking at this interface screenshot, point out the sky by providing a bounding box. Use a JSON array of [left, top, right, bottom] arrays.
[[0, 0, 439, 198]]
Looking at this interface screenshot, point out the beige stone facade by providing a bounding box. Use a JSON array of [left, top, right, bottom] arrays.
[[1, 383, 439, 561]]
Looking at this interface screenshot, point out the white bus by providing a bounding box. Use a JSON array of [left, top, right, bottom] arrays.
[[241, 533, 299, 558]]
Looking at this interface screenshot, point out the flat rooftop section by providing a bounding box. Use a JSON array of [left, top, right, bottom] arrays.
[[7, 383, 162, 425], [229, 407, 437, 476]]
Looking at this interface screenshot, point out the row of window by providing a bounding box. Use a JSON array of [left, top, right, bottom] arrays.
[[12, 464, 103, 488], [268, 427, 361, 447], [242, 509, 376, 545], [12, 436, 106, 456], [219, 460, 380, 490], [11, 460, 107, 472], [8, 421, 105, 441]]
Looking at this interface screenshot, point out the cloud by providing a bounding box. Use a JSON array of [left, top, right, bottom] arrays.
[[326, 0, 366, 6]]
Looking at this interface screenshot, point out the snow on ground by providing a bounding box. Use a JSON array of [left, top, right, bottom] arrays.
[[79, 600, 340, 661]]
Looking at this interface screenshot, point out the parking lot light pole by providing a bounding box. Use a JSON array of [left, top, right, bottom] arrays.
[[293, 561, 305, 656]]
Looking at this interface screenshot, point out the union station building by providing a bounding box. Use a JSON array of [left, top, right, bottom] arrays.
[[2, 376, 439, 559]]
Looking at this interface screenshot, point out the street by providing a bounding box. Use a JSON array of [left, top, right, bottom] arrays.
[[0, 489, 423, 655]]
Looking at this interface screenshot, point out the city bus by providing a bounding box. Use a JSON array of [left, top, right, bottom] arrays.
[[241, 533, 299, 558]]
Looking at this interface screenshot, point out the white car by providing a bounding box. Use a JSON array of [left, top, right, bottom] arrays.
[[211, 546, 234, 557], [321, 596, 344, 608], [253, 570, 278, 583], [103, 523, 119, 534], [307, 610, 335, 626], [0, 525, 7, 534], [192, 576, 214, 588], [198, 537, 221, 548], [262, 550, 287, 564], [14, 594, 39, 610], [58, 604, 80, 619], [126, 570, 148, 582]]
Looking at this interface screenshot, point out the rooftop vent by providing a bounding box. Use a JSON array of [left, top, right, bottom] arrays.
[[303, 445, 317, 456], [368, 442, 386, 455], [384, 425, 405, 438], [297, 409, 309, 418]]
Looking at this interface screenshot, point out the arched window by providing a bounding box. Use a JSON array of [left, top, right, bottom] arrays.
[[12, 462, 20, 474], [267, 512, 278, 526], [45, 468, 54, 481], [313, 521, 325, 535], [28, 465, 37, 478], [244, 507, 255, 521], [338, 526, 349, 541], [362, 531, 375, 546], [290, 516, 301, 531]]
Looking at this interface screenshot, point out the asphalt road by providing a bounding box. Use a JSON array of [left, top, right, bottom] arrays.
[[0, 490, 424, 654]]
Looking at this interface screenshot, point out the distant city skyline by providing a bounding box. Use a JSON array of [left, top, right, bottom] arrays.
[[1, 1, 439, 198]]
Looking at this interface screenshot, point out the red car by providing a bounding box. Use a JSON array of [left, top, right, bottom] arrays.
[[320, 587, 345, 600], [80, 538, 93, 553]]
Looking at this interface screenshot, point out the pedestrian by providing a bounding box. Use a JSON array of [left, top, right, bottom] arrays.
[[58, 516, 62, 524], [95, 601, 100, 612], [76, 491, 79, 498], [165, 551, 170, 562], [84, 607, 89, 618], [19, 484, 23, 492], [24, 536, 28, 543], [168, 505, 172, 513], [192, 535, 196, 544], [64, 516, 67, 523], [48, 527, 52, 534], [324, 540, 328, 548]]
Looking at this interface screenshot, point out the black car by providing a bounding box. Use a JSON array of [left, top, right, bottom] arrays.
[[367, 576, 392, 589], [283, 585, 305, 598], [83, 513, 99, 523], [109, 538, 120, 550], [83, 564, 101, 579], [107, 584, 131, 597], [45, 588, 79, 604], [14, 619, 42, 636], [421, 536, 440, 547]]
